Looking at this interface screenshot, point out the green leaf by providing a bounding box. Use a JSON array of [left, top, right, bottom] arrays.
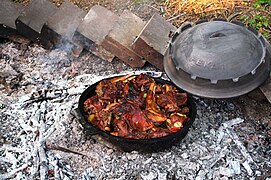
[[263, 20, 268, 27], [256, 22, 263, 28], [256, 0, 271, 4], [249, 19, 256, 25]]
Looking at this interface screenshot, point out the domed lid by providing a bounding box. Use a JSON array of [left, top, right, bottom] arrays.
[[164, 20, 270, 98]]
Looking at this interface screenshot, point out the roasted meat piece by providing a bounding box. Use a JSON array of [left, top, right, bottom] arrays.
[[145, 82, 167, 123], [111, 119, 129, 137], [156, 93, 179, 113], [166, 113, 188, 132], [135, 73, 154, 89], [121, 103, 154, 131], [176, 93, 188, 106], [148, 127, 170, 138], [84, 95, 103, 114], [96, 80, 119, 102], [123, 82, 144, 107], [95, 103, 120, 131]]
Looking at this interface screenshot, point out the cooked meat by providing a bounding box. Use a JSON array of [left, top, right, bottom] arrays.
[[84, 74, 190, 139]]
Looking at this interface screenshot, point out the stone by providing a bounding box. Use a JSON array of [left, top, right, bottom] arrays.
[[0, 0, 25, 39], [131, 13, 176, 70], [260, 77, 271, 103], [102, 10, 146, 67], [260, 38, 271, 104], [40, 0, 86, 51], [15, 0, 58, 43], [73, 5, 118, 62]]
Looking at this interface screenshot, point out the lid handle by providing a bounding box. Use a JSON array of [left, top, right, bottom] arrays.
[[209, 32, 226, 38]]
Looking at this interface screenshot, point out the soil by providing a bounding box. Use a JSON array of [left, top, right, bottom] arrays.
[[14, 0, 163, 20]]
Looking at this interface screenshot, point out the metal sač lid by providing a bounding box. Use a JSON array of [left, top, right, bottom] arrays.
[[164, 19, 271, 98]]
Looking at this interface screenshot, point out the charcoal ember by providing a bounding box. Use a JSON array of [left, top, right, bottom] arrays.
[[140, 171, 158, 180], [219, 167, 235, 177]]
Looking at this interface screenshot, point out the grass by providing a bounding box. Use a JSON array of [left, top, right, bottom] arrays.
[[163, 0, 271, 41]]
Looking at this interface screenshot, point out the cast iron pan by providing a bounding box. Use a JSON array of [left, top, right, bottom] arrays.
[[76, 76, 197, 153]]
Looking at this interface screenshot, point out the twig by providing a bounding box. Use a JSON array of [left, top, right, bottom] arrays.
[[167, 13, 186, 21], [227, 11, 242, 21], [0, 164, 28, 179], [224, 127, 256, 166], [145, 4, 160, 12], [46, 144, 86, 156], [38, 103, 49, 180]]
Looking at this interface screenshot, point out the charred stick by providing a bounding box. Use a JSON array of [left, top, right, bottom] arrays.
[[46, 145, 86, 156], [0, 164, 28, 179]]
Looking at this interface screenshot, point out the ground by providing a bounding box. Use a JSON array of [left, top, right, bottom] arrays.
[[13, 0, 271, 41], [1, 0, 271, 179]]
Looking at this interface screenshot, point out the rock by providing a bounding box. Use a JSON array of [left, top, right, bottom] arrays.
[[131, 13, 176, 70], [0, 0, 25, 39], [16, 0, 58, 43], [40, 0, 87, 52], [73, 5, 118, 62], [102, 10, 146, 67]]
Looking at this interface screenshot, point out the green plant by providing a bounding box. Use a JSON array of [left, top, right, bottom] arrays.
[[240, 0, 270, 38]]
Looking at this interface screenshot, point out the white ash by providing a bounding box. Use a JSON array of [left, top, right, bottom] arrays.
[[0, 41, 271, 179]]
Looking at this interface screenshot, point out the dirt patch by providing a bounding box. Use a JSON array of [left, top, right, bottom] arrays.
[[13, 0, 163, 20]]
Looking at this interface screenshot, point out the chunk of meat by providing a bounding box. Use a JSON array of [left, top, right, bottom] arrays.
[[119, 102, 153, 131], [145, 82, 167, 123], [96, 103, 120, 131], [145, 110, 167, 123], [166, 113, 188, 132], [148, 127, 170, 138], [156, 93, 179, 113], [123, 82, 144, 107], [84, 95, 103, 114], [135, 73, 154, 89], [176, 93, 188, 106], [96, 80, 119, 102], [111, 119, 129, 137], [96, 109, 112, 131]]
